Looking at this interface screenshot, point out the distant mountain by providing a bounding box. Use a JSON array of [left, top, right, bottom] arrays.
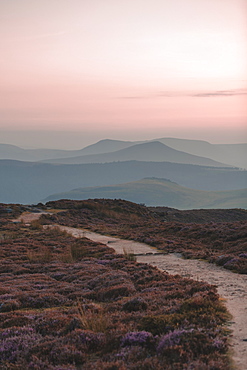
[[155, 138, 247, 169], [1, 138, 246, 168], [73, 139, 144, 155], [0, 143, 80, 161], [43, 178, 247, 209], [1, 159, 246, 204], [41, 141, 230, 167], [0, 139, 142, 162]]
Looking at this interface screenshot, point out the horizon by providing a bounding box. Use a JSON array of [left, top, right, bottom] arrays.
[[0, 0, 246, 149], [1, 131, 247, 150]]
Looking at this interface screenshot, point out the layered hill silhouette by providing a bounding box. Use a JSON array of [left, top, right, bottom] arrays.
[[1, 159, 246, 204], [1, 137, 246, 205], [0, 140, 142, 162], [43, 177, 247, 209], [1, 138, 246, 168], [40, 141, 230, 167]]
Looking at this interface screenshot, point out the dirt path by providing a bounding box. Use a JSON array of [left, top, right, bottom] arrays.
[[14, 212, 49, 224], [16, 214, 247, 369], [57, 226, 247, 370]]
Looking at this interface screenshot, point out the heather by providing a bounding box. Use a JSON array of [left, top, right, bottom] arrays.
[[45, 199, 247, 274], [0, 214, 231, 369]]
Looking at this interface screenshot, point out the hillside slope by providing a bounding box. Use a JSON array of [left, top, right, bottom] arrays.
[[44, 178, 247, 209], [1, 160, 246, 204], [156, 138, 247, 169]]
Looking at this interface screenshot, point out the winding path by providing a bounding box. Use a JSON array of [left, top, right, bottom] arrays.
[[17, 213, 247, 369], [59, 226, 247, 370]]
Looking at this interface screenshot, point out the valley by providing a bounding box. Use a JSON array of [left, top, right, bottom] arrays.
[[0, 137, 246, 206]]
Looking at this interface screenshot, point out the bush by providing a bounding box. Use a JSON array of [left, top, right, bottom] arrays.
[[121, 331, 154, 347], [122, 297, 148, 312]]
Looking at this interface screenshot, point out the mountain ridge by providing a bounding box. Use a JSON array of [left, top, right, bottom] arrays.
[[1, 137, 246, 168], [40, 141, 230, 167]]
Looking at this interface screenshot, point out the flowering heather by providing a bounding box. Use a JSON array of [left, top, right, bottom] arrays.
[[121, 331, 153, 347], [0, 326, 42, 363], [157, 329, 193, 353], [238, 253, 247, 258], [0, 201, 233, 369]]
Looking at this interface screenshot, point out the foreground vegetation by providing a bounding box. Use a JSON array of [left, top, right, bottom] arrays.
[[0, 206, 233, 369], [45, 199, 247, 274]]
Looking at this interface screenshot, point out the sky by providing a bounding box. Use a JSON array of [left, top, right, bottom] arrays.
[[0, 0, 246, 149]]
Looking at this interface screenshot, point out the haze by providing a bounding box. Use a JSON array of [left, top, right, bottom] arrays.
[[0, 0, 246, 149]]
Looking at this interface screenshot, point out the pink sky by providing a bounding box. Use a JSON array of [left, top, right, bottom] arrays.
[[0, 0, 246, 148]]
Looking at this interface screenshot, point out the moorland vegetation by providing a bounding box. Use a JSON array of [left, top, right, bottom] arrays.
[[45, 199, 247, 274], [0, 201, 236, 369]]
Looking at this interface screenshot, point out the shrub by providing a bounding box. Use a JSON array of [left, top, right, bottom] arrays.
[[30, 219, 43, 230], [0, 299, 20, 312], [122, 297, 148, 312], [0, 327, 42, 364], [138, 315, 173, 335], [27, 246, 52, 263], [157, 329, 192, 353], [70, 242, 87, 261], [121, 331, 154, 347]]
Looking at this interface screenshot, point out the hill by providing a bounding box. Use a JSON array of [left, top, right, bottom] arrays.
[[0, 143, 80, 161], [41, 141, 230, 167], [155, 138, 247, 169], [1, 138, 246, 168], [1, 160, 246, 204], [148, 206, 247, 223], [43, 177, 247, 209], [0, 139, 142, 162]]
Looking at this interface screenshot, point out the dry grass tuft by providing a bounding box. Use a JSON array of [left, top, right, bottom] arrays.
[[77, 300, 110, 333]]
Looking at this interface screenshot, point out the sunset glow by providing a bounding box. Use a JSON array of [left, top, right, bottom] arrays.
[[0, 0, 246, 148]]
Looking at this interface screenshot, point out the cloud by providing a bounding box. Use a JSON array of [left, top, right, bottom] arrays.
[[118, 96, 147, 100], [119, 88, 247, 100], [192, 89, 247, 97]]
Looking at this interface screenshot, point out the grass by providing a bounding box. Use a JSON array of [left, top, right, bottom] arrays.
[[123, 247, 136, 261], [77, 300, 110, 333]]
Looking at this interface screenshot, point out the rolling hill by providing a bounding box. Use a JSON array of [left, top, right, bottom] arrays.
[[43, 178, 247, 209], [40, 141, 230, 167], [0, 140, 141, 162], [1, 160, 246, 204], [154, 138, 247, 169], [0, 143, 80, 162]]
